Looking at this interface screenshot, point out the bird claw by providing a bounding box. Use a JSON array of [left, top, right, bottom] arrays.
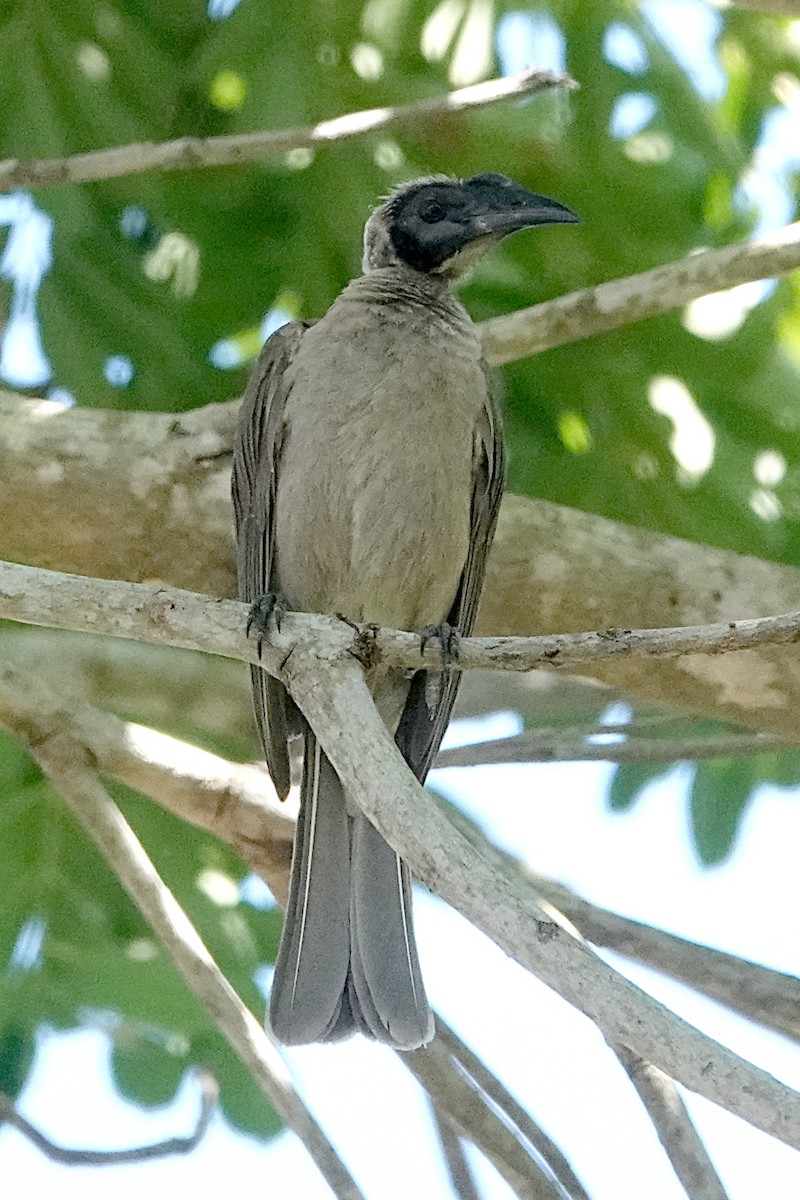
[[419, 621, 460, 668], [246, 592, 288, 657]]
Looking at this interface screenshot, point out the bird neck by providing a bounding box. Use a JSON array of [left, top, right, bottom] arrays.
[[342, 265, 463, 320]]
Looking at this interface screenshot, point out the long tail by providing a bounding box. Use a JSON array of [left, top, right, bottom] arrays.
[[268, 723, 433, 1049]]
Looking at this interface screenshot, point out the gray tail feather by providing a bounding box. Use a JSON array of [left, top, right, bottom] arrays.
[[268, 724, 433, 1049]]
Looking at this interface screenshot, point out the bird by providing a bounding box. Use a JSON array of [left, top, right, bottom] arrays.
[[232, 172, 579, 1049]]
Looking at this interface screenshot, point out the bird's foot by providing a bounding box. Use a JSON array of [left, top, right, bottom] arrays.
[[246, 592, 288, 657], [337, 615, 381, 670], [419, 621, 460, 669]]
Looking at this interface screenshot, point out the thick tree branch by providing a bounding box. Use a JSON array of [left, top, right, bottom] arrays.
[[0, 675, 363, 1200], [0, 70, 572, 192], [0, 1071, 217, 1166], [277, 647, 800, 1150], [481, 221, 800, 364], [9, 384, 800, 740], [446, 802, 800, 1044]]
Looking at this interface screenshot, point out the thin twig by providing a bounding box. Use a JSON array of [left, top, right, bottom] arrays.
[[4, 560, 800, 681], [0, 1071, 218, 1166], [435, 728, 791, 767], [0, 684, 363, 1200], [407, 1036, 565, 1200], [0, 69, 573, 192], [613, 1048, 730, 1200], [434, 1019, 591, 1200], [481, 222, 800, 365], [429, 1101, 484, 1200]]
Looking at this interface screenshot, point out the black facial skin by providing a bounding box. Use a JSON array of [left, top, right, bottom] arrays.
[[388, 172, 579, 273]]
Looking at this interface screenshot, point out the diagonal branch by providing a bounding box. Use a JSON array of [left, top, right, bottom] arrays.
[[0, 69, 573, 193], [481, 221, 800, 365], [445, 801, 800, 1044], [406, 1034, 566, 1200], [280, 647, 800, 1150], [0, 674, 363, 1200], [0, 1071, 218, 1166], [612, 1047, 730, 1200], [428, 1019, 592, 1200]]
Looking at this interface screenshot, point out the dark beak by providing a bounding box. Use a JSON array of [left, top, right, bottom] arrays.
[[464, 175, 580, 239]]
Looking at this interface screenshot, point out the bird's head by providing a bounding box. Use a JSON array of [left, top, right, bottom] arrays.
[[363, 172, 579, 280]]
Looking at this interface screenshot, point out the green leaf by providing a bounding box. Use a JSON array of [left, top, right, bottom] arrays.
[[689, 759, 755, 866], [607, 762, 674, 813]]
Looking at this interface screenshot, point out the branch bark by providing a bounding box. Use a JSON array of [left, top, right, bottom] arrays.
[[435, 728, 790, 767], [279, 648, 800, 1151], [3, 557, 800, 689], [0, 70, 572, 192], [0, 1072, 218, 1166], [0, 675, 362, 1200], [613, 1048, 730, 1200], [480, 222, 800, 364]]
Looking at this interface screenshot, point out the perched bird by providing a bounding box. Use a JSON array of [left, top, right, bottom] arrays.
[[232, 173, 578, 1049]]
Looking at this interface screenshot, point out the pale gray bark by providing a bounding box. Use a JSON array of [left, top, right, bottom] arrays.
[[0, 70, 572, 191]]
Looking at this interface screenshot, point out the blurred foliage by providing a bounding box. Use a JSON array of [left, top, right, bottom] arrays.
[[1, 0, 800, 1139]]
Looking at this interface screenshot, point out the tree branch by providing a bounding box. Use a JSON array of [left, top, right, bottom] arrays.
[[481, 221, 800, 364], [0, 1071, 218, 1166], [446, 801, 800, 1044], [9, 384, 800, 741], [429, 1019, 591, 1200], [3, 558, 800, 685], [435, 727, 790, 767], [0, 663, 293, 901], [279, 647, 800, 1150], [406, 1035, 566, 1200], [0, 70, 573, 192], [0, 674, 363, 1200], [429, 1102, 483, 1200], [613, 1048, 729, 1200]]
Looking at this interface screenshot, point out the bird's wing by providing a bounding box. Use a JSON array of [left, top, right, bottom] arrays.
[[395, 374, 506, 781], [232, 319, 314, 800]]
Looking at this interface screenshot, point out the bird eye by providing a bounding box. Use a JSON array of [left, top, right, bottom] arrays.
[[419, 198, 446, 223]]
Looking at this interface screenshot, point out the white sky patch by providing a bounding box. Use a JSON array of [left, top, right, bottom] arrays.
[[351, 42, 384, 81], [682, 280, 765, 341], [749, 487, 783, 522], [421, 0, 465, 62], [753, 449, 786, 488], [76, 42, 111, 81], [448, 0, 495, 85], [196, 869, 240, 908], [648, 375, 715, 481]]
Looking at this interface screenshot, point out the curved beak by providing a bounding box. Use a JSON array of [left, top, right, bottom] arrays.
[[464, 175, 580, 239]]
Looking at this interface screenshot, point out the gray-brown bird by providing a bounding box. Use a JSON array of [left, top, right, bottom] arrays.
[[232, 173, 578, 1049]]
